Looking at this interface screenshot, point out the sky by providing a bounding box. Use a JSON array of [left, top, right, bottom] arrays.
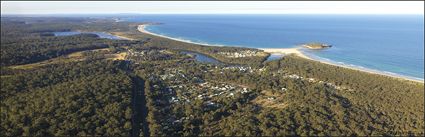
[[1, 1, 424, 15]]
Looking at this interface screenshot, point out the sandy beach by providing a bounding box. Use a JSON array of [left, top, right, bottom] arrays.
[[138, 25, 157, 36], [136, 24, 424, 83], [317, 59, 424, 83], [138, 24, 236, 47], [138, 24, 216, 46], [260, 48, 311, 59], [259, 47, 423, 83]]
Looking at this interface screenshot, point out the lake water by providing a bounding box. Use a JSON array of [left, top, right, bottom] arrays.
[[266, 53, 285, 62], [53, 31, 124, 40], [181, 51, 221, 64], [125, 15, 424, 80]]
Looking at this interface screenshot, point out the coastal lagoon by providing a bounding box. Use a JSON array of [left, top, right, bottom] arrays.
[[266, 53, 285, 62], [181, 51, 221, 64], [53, 31, 124, 40], [125, 15, 424, 80]]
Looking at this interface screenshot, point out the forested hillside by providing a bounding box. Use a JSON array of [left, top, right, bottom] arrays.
[[1, 60, 135, 136]]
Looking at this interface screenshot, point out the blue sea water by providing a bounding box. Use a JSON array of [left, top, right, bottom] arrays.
[[125, 14, 424, 80]]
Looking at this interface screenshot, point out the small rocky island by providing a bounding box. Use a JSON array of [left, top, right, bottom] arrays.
[[302, 42, 332, 49]]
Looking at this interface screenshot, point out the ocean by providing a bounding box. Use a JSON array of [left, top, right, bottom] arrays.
[[125, 14, 424, 80]]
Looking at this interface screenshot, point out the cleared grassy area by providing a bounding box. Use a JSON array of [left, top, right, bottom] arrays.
[[110, 32, 136, 40], [9, 56, 82, 69], [252, 90, 289, 109], [9, 48, 109, 69], [108, 52, 127, 60]]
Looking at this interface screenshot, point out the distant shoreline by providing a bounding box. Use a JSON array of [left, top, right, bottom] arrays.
[[138, 24, 227, 47], [304, 52, 424, 83], [136, 24, 424, 83]]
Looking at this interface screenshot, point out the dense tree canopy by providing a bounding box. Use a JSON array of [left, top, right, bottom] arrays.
[[1, 60, 135, 136]]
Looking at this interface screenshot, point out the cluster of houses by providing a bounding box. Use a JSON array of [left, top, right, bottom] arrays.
[[222, 66, 253, 73], [213, 65, 267, 74], [127, 49, 173, 61], [167, 82, 252, 105], [127, 49, 165, 57], [277, 71, 354, 91], [217, 50, 261, 58], [158, 68, 206, 85]]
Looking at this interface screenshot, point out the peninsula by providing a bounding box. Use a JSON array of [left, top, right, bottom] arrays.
[[302, 42, 332, 49]]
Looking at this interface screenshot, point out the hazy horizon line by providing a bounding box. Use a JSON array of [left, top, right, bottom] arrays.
[[2, 13, 424, 16]]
